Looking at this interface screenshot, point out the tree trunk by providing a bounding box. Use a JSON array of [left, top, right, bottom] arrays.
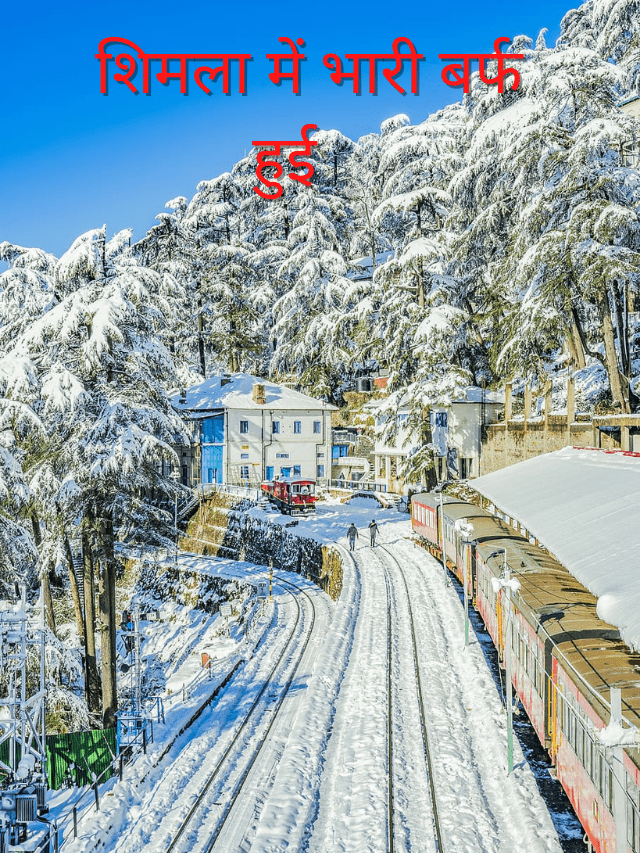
[[97, 515, 118, 729], [30, 515, 56, 634], [64, 538, 85, 646], [600, 291, 628, 412], [82, 523, 101, 719], [568, 319, 586, 369], [197, 286, 206, 378], [611, 280, 629, 377]]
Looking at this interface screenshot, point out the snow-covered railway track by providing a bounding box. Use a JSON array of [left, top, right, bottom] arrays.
[[309, 542, 442, 853], [376, 544, 444, 853], [164, 573, 316, 853]]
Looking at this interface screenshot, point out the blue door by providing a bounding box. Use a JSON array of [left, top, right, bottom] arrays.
[[266, 466, 274, 481], [201, 415, 224, 484], [201, 444, 223, 484]]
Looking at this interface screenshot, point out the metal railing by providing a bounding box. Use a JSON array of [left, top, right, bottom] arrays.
[[327, 479, 388, 492], [199, 483, 261, 502]]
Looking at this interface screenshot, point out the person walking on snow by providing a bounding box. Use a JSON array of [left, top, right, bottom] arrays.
[[368, 519, 378, 547], [347, 523, 358, 551]]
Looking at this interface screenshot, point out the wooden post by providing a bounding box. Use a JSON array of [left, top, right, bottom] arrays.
[[504, 382, 513, 422], [524, 385, 532, 430], [544, 380, 552, 427], [566, 377, 576, 447]]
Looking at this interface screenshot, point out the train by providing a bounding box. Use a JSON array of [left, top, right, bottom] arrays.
[[260, 476, 318, 515], [411, 491, 640, 853]]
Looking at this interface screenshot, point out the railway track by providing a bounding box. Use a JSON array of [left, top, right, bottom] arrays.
[[163, 572, 317, 853], [376, 543, 445, 853]]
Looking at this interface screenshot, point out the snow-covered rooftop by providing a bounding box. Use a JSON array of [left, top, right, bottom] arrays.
[[172, 373, 337, 414], [471, 447, 640, 651], [349, 252, 394, 280], [366, 385, 504, 412]]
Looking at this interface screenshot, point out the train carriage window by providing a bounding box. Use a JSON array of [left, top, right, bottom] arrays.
[[584, 734, 592, 777], [628, 789, 640, 852], [538, 656, 546, 698], [576, 721, 585, 763], [569, 707, 576, 749], [606, 765, 613, 812]]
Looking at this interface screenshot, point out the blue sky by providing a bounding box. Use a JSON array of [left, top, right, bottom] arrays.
[[0, 0, 577, 257]]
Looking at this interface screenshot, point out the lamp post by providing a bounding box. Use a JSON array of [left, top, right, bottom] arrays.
[[489, 548, 520, 774], [438, 490, 450, 584], [455, 521, 475, 647], [169, 469, 180, 569]]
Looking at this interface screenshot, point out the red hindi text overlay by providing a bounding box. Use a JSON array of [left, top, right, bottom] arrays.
[[323, 37, 423, 95], [438, 37, 524, 94], [95, 37, 251, 95], [252, 124, 318, 199]]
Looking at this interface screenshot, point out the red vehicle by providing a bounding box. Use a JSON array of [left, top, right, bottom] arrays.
[[261, 477, 317, 515], [411, 491, 640, 853]]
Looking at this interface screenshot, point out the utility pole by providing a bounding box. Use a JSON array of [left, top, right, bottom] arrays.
[[456, 521, 475, 647], [490, 549, 520, 774], [170, 468, 180, 569], [0, 585, 53, 851]]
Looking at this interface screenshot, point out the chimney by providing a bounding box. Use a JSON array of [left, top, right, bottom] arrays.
[[253, 383, 266, 405], [221, 374, 232, 387]]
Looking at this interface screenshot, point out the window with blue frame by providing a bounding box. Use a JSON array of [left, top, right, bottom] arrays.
[[280, 466, 291, 477], [240, 465, 249, 479], [294, 420, 302, 434], [272, 421, 280, 434], [317, 464, 325, 477], [240, 420, 249, 434], [313, 421, 321, 434], [293, 465, 301, 476]]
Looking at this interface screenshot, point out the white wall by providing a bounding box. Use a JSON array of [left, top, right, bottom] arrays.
[[225, 408, 331, 482]]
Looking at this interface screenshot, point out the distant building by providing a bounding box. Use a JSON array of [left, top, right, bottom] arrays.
[[173, 374, 335, 487], [620, 94, 640, 120], [619, 96, 640, 167], [370, 387, 503, 493], [370, 399, 413, 493], [430, 388, 504, 481]]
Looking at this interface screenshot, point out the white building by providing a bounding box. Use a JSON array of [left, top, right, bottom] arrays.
[[371, 387, 504, 492], [430, 387, 504, 481], [619, 96, 640, 167], [370, 399, 413, 494], [173, 374, 335, 487]]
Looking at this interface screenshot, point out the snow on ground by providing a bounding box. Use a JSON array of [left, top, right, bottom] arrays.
[[55, 502, 570, 853], [247, 492, 408, 545]]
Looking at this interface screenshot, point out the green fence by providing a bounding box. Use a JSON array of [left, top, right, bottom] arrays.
[[46, 728, 117, 790]]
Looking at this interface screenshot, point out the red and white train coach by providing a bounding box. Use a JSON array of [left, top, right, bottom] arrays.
[[260, 476, 318, 515], [411, 491, 640, 853]]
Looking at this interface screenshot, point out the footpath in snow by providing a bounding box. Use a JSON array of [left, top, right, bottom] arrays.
[[56, 497, 573, 852]]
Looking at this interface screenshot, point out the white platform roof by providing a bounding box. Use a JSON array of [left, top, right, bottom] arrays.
[[471, 447, 640, 651], [173, 373, 337, 414]]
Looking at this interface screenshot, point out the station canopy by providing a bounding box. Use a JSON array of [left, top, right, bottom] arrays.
[[471, 446, 640, 652]]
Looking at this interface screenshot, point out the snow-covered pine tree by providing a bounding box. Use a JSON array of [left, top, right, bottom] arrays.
[[0, 227, 189, 726]]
